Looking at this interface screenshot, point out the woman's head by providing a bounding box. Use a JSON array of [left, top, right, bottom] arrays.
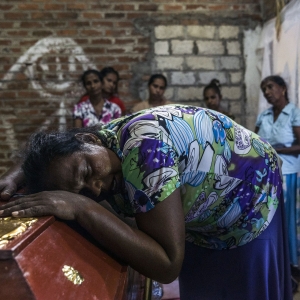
[[260, 75, 288, 105], [22, 126, 122, 196], [81, 69, 103, 97], [148, 74, 167, 101], [100, 67, 120, 97], [203, 79, 222, 111]]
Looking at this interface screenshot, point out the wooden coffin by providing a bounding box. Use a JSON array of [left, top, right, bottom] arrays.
[[0, 212, 147, 300]]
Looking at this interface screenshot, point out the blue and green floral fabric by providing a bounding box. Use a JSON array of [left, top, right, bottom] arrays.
[[100, 105, 282, 250]]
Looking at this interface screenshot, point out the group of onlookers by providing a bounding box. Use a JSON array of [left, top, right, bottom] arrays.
[[72, 66, 239, 127]]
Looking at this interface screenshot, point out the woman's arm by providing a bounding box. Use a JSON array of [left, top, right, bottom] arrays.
[[73, 118, 83, 128], [0, 188, 185, 283], [275, 126, 300, 155]]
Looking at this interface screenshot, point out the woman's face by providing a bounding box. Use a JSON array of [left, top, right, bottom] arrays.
[[84, 73, 102, 97], [102, 73, 118, 96], [148, 78, 166, 101], [204, 88, 221, 111], [45, 142, 123, 199], [261, 80, 286, 106]]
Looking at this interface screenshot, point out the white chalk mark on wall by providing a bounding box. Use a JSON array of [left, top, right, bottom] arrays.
[[0, 37, 96, 148]]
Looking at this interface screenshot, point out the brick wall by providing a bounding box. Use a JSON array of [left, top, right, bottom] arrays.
[[0, 0, 264, 175]]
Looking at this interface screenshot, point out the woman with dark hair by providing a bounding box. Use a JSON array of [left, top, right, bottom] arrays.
[[255, 75, 300, 270], [0, 104, 292, 299], [131, 74, 172, 113], [203, 79, 234, 119], [79, 67, 126, 115], [73, 69, 122, 128]]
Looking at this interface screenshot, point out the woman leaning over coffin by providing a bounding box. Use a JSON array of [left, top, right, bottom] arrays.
[[0, 104, 292, 299]]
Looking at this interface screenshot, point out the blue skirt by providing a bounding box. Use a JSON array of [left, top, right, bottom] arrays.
[[282, 173, 300, 266], [179, 193, 292, 300]]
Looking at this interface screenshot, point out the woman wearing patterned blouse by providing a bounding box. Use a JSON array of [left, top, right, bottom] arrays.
[[0, 105, 292, 299], [73, 69, 121, 127]]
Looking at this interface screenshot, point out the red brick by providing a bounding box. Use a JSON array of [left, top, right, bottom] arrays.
[[114, 4, 135, 11], [31, 12, 54, 19], [74, 38, 89, 44], [208, 4, 231, 10], [66, 3, 87, 10], [32, 30, 53, 37], [91, 21, 114, 27], [55, 12, 78, 19], [19, 22, 43, 28], [6, 48, 23, 54], [115, 38, 136, 45], [56, 30, 78, 36], [138, 4, 159, 11], [7, 31, 29, 37], [91, 39, 113, 45], [44, 4, 65, 10], [81, 29, 103, 36], [90, 4, 113, 10], [115, 21, 133, 28], [106, 48, 126, 54], [112, 64, 130, 72], [83, 48, 106, 54], [18, 91, 41, 98], [163, 5, 185, 11], [18, 3, 40, 10], [0, 92, 17, 99], [44, 21, 67, 27], [68, 21, 90, 27], [104, 29, 127, 37], [118, 56, 141, 63], [104, 13, 126, 19], [127, 13, 148, 19], [137, 37, 150, 44], [19, 39, 39, 46], [0, 22, 14, 29], [133, 46, 149, 53], [186, 5, 207, 10], [0, 4, 14, 10], [82, 12, 103, 19], [0, 40, 12, 46], [4, 13, 29, 20]]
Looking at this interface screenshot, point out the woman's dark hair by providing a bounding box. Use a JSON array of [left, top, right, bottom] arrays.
[[100, 67, 120, 93], [203, 79, 222, 98], [81, 69, 102, 88], [22, 125, 103, 194], [260, 75, 288, 100], [148, 74, 167, 88]]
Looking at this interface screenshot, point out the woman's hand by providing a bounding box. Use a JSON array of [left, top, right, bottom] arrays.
[[0, 162, 25, 201], [0, 190, 91, 220], [0, 178, 18, 201]]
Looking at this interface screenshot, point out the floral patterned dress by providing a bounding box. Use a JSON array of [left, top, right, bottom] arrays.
[[99, 105, 282, 250], [73, 98, 121, 127]]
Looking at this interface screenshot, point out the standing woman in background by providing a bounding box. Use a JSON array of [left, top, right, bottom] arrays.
[[78, 67, 126, 115], [203, 79, 235, 119], [131, 74, 172, 113], [255, 75, 300, 271], [99, 67, 126, 115], [73, 69, 122, 128]]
